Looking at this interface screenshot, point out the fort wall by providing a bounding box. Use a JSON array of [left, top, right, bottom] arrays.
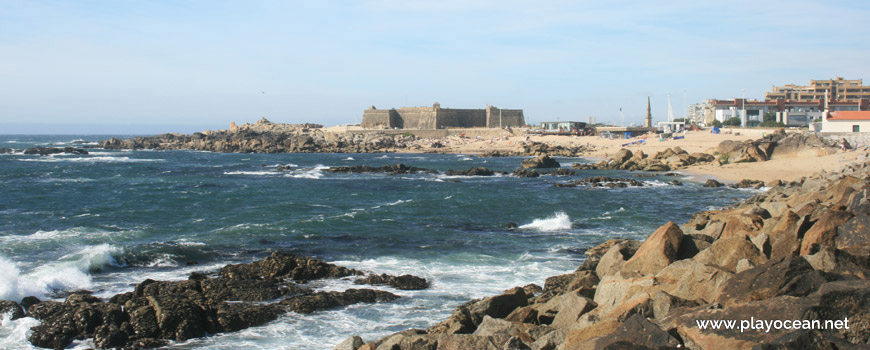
[[361, 103, 524, 129]]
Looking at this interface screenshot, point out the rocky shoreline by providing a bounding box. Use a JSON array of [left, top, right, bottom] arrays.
[[332, 152, 870, 349], [0, 253, 429, 349], [95, 118, 591, 157]]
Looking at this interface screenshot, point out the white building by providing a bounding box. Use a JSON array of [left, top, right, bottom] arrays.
[[822, 111, 870, 133]]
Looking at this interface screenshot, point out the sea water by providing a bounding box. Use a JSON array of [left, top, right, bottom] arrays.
[[0, 135, 756, 349]]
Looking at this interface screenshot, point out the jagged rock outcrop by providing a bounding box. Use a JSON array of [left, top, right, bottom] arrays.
[[23, 147, 89, 156], [444, 167, 499, 176], [101, 120, 417, 154], [354, 274, 430, 290], [9, 252, 428, 349], [555, 176, 646, 189], [572, 147, 716, 172], [326, 164, 436, 175], [346, 153, 870, 350]]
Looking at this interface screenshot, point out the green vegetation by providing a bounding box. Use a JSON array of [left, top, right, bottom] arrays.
[[759, 121, 786, 127], [724, 117, 742, 126], [711, 120, 723, 128], [673, 118, 686, 122]]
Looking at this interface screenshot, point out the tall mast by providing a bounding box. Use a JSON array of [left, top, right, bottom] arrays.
[[667, 93, 674, 122]]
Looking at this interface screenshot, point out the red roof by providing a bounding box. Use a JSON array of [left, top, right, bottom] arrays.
[[828, 111, 870, 120]]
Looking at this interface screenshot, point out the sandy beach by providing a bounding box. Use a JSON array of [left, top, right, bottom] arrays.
[[388, 127, 863, 184]]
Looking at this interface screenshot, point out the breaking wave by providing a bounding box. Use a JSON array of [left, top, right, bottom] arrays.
[[519, 212, 573, 232], [0, 244, 123, 301]]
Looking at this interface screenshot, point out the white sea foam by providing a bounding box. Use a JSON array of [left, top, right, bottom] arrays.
[[519, 211, 573, 232], [0, 244, 121, 301], [223, 170, 281, 176], [1, 227, 111, 244], [36, 177, 95, 183], [0, 313, 41, 350], [384, 199, 412, 206], [284, 167, 324, 179], [19, 156, 163, 163], [344, 157, 355, 160]]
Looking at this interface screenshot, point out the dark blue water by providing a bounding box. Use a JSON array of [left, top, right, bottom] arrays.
[[0, 135, 756, 349]]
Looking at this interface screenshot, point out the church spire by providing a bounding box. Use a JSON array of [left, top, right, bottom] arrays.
[[645, 96, 652, 128]]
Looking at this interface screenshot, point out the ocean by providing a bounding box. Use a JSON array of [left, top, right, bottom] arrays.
[[0, 135, 757, 349]]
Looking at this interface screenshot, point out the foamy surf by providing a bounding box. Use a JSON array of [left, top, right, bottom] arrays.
[[223, 170, 281, 176], [19, 156, 163, 163], [0, 244, 123, 301], [519, 212, 573, 232]]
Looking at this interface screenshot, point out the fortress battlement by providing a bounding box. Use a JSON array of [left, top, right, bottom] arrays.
[[362, 103, 524, 129]]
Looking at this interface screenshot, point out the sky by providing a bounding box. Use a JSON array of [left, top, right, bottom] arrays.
[[2, 0, 870, 134]]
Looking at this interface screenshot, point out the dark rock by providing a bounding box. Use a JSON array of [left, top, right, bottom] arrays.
[[24, 253, 408, 349], [755, 330, 854, 350], [445, 167, 496, 176], [676, 234, 714, 260], [219, 251, 362, 282], [670, 180, 683, 186], [732, 179, 765, 189], [200, 278, 301, 303], [280, 289, 400, 314], [215, 302, 285, 332], [21, 296, 41, 310], [520, 155, 560, 169], [0, 300, 25, 320], [23, 147, 89, 156], [591, 314, 681, 349], [0, 147, 13, 154], [570, 176, 645, 188], [717, 256, 834, 307], [704, 179, 723, 187], [512, 168, 540, 178], [354, 273, 430, 290], [544, 168, 576, 176], [326, 163, 435, 175], [836, 205, 870, 257]]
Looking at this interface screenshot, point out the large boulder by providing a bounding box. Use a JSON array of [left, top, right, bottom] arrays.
[[716, 256, 831, 307], [620, 221, 683, 276], [800, 208, 854, 255], [694, 234, 768, 273], [428, 287, 528, 334], [575, 314, 681, 350], [836, 205, 870, 257], [520, 155, 561, 169], [548, 291, 597, 330], [655, 259, 733, 303]]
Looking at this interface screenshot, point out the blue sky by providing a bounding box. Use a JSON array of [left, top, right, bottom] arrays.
[[2, 0, 869, 134]]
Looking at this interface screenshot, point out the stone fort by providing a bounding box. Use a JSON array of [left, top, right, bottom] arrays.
[[361, 103, 525, 129]]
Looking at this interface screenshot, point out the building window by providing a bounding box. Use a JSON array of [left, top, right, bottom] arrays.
[[854, 125, 861, 132]]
